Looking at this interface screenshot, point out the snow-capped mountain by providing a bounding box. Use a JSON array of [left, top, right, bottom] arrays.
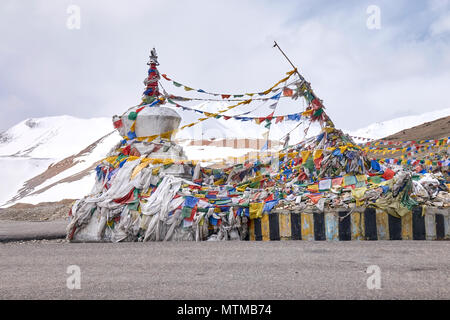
[[0, 116, 120, 207], [346, 108, 450, 141], [0, 106, 272, 206], [0, 107, 448, 207], [0, 116, 115, 159]]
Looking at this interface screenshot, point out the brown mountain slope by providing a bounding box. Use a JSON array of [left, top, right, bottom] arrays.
[[382, 115, 450, 141]]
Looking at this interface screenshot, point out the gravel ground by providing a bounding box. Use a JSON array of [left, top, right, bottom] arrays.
[[0, 200, 73, 221]]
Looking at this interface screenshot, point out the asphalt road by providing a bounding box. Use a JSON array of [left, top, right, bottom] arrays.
[[0, 241, 449, 299]]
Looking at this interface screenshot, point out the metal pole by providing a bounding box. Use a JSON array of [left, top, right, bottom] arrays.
[[273, 41, 335, 128], [273, 41, 304, 81], [273, 41, 322, 102]]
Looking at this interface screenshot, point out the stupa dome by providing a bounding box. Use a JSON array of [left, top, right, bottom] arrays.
[[116, 106, 181, 140]]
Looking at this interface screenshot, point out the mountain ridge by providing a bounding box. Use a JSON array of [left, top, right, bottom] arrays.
[[0, 108, 448, 207]]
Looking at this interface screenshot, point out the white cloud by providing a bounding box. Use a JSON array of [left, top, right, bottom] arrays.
[[0, 0, 449, 133], [430, 13, 450, 35]]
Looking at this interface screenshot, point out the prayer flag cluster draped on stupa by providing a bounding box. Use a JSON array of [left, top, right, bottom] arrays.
[[67, 48, 449, 242]]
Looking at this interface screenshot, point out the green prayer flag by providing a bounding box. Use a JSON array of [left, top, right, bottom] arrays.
[[304, 91, 314, 103], [369, 175, 382, 184], [303, 156, 315, 172], [144, 96, 156, 104], [344, 175, 357, 185], [313, 108, 323, 117], [128, 112, 138, 121], [181, 206, 193, 218], [249, 181, 260, 188], [163, 163, 173, 169]]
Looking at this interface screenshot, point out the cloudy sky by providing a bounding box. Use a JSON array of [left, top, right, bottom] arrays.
[[0, 0, 449, 133]]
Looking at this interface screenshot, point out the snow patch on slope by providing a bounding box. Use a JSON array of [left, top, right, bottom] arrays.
[[347, 108, 450, 140], [18, 173, 96, 205], [0, 115, 113, 159], [0, 156, 54, 205]]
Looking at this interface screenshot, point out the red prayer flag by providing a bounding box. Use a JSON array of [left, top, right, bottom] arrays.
[[185, 205, 197, 222], [382, 168, 395, 180], [306, 194, 323, 204], [314, 157, 323, 170], [283, 87, 293, 97], [113, 119, 123, 129], [311, 98, 322, 109], [122, 145, 131, 156], [113, 188, 136, 204]]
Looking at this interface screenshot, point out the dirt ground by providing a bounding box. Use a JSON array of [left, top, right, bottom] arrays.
[[0, 199, 74, 221]]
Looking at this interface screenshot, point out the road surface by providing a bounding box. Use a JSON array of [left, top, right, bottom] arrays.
[[0, 241, 448, 299], [0, 219, 67, 242]]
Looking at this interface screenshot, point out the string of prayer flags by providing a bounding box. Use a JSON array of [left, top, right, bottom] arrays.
[[166, 99, 302, 124], [160, 69, 298, 99]]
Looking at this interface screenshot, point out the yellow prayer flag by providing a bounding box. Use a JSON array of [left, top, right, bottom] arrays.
[[130, 159, 152, 179], [146, 135, 158, 142], [307, 184, 319, 193], [301, 150, 311, 163], [302, 109, 313, 117], [286, 69, 296, 75], [214, 178, 225, 186], [236, 184, 248, 192], [104, 156, 118, 164], [313, 149, 323, 160], [163, 158, 174, 166], [152, 166, 160, 175], [249, 202, 264, 219]]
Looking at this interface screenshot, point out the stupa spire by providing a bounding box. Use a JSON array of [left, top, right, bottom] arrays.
[[142, 48, 161, 104]]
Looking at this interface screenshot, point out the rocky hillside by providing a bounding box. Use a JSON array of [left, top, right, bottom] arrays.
[[383, 115, 450, 141]]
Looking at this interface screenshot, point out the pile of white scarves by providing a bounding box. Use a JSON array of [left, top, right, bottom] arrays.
[[67, 158, 245, 242]]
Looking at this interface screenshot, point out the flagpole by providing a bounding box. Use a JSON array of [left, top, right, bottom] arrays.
[[273, 41, 309, 143], [273, 41, 304, 82], [273, 41, 335, 129]]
